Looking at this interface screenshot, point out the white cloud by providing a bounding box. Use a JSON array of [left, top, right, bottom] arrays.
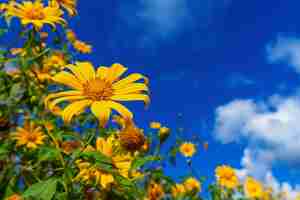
[[267, 36, 300, 73]]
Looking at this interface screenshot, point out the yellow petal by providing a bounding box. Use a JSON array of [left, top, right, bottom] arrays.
[[106, 101, 133, 119], [100, 174, 114, 188], [91, 101, 111, 127], [44, 90, 82, 108], [113, 73, 148, 90], [113, 83, 149, 95], [110, 94, 150, 106], [48, 95, 87, 111], [65, 63, 88, 83], [106, 63, 127, 83], [52, 71, 83, 90], [75, 62, 95, 80], [96, 66, 109, 79], [62, 100, 92, 123]]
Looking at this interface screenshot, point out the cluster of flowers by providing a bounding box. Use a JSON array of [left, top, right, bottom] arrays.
[[0, 0, 294, 200]]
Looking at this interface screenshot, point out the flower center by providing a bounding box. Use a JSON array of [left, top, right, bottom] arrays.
[[26, 8, 45, 20], [27, 134, 38, 142], [83, 78, 113, 101]]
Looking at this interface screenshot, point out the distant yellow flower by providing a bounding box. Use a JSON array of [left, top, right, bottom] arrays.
[[215, 165, 239, 189], [150, 121, 161, 129], [52, 0, 77, 16], [244, 177, 263, 199], [61, 140, 81, 154], [45, 62, 150, 126], [158, 126, 170, 142], [5, 0, 65, 30], [43, 52, 66, 69], [73, 40, 92, 54], [66, 29, 77, 42], [184, 177, 201, 193], [148, 182, 164, 200], [171, 184, 186, 198], [6, 194, 22, 200], [13, 121, 46, 149], [179, 142, 196, 157]]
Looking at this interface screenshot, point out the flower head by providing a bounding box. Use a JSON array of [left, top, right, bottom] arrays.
[[215, 165, 239, 189], [12, 121, 46, 149], [43, 52, 66, 69], [72, 40, 92, 54], [148, 182, 164, 200], [5, 0, 65, 30], [150, 121, 161, 129], [158, 126, 170, 142], [171, 184, 186, 198], [179, 142, 196, 157], [184, 177, 201, 193], [45, 62, 150, 127], [244, 177, 263, 199]]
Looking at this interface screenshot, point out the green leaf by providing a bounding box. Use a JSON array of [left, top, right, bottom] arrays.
[[9, 83, 25, 101], [131, 156, 160, 170], [38, 147, 60, 162], [22, 178, 57, 200]]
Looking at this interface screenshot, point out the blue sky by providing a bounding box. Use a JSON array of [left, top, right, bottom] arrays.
[[69, 0, 300, 196], [2, 0, 300, 197]]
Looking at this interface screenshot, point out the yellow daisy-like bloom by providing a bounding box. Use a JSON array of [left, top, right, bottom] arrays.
[[171, 184, 186, 198], [12, 121, 46, 149], [52, 0, 77, 16], [184, 177, 201, 193], [158, 126, 170, 142], [148, 182, 164, 200], [43, 52, 66, 69], [215, 165, 239, 189], [45, 62, 150, 127], [244, 177, 263, 199], [72, 40, 92, 54], [150, 121, 161, 129], [179, 142, 196, 157], [5, 0, 65, 30], [66, 29, 77, 42]]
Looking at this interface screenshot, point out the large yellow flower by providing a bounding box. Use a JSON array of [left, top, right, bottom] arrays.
[[5, 0, 65, 29], [179, 142, 196, 157], [45, 62, 150, 126], [52, 0, 77, 16], [215, 165, 239, 189], [244, 177, 263, 199], [12, 121, 46, 149], [184, 177, 201, 193]]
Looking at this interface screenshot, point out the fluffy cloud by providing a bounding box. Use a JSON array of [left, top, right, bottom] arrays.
[[267, 36, 300, 73]]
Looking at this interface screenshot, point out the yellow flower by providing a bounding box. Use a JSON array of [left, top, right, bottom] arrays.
[[158, 126, 170, 142], [150, 121, 161, 129], [171, 184, 186, 198], [45, 62, 150, 126], [179, 142, 196, 157], [72, 40, 92, 54], [215, 165, 239, 189], [5, 0, 65, 30], [43, 52, 66, 69], [148, 182, 164, 200], [244, 177, 263, 199], [184, 177, 201, 193], [51, 0, 77, 16], [66, 29, 77, 42], [12, 121, 46, 149]]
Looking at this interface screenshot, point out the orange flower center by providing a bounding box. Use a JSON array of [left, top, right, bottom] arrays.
[[26, 8, 45, 20], [27, 134, 38, 142], [83, 78, 113, 101]]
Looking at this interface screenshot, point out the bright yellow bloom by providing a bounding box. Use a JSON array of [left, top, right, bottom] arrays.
[[12, 121, 46, 149], [5, 0, 65, 30], [43, 52, 66, 69], [72, 40, 92, 54], [215, 165, 239, 189], [158, 126, 170, 142], [179, 142, 196, 157], [52, 0, 77, 16], [171, 184, 186, 198], [150, 121, 161, 129], [244, 177, 263, 199], [184, 177, 201, 193], [45, 62, 150, 126], [66, 29, 77, 42], [148, 182, 164, 200]]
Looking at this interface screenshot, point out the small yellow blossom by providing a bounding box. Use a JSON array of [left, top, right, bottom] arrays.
[[158, 126, 170, 142], [184, 177, 201, 193], [66, 29, 77, 42], [171, 184, 186, 198], [150, 121, 161, 129], [244, 177, 263, 199], [148, 182, 164, 200], [13, 121, 46, 149], [179, 142, 196, 157], [215, 165, 239, 189], [43, 52, 66, 69], [72, 40, 92, 54], [6, 194, 22, 200]]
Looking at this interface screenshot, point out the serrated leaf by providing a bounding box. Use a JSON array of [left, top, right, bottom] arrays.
[[131, 156, 160, 170], [38, 147, 60, 161], [22, 178, 57, 200]]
